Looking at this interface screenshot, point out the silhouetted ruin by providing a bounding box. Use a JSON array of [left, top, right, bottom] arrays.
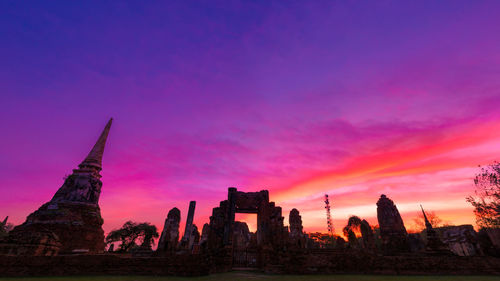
[[1, 216, 7, 227], [200, 223, 210, 245], [180, 201, 196, 248], [0, 216, 9, 238], [188, 224, 200, 251], [288, 208, 306, 248], [0, 119, 113, 255], [438, 225, 481, 256], [1, 119, 500, 277], [204, 188, 288, 269], [420, 205, 450, 255], [157, 207, 181, 254], [376, 194, 409, 255]]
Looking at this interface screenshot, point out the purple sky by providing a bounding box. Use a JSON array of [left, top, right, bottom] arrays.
[[1, 1, 500, 234]]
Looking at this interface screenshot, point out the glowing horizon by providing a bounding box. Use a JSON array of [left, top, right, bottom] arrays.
[[1, 1, 500, 238]]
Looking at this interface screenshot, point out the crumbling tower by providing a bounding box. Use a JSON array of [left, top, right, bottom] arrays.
[[376, 194, 409, 254], [420, 205, 449, 255], [4, 119, 113, 255], [182, 201, 196, 242], [157, 207, 181, 254], [180, 201, 198, 250]]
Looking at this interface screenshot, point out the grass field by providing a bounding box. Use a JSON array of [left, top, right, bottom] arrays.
[[1, 272, 500, 281]]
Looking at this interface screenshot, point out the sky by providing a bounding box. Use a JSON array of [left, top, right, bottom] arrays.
[[1, 1, 500, 236]]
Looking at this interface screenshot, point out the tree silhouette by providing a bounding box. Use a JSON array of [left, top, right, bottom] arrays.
[[343, 215, 375, 249], [467, 162, 500, 228], [412, 210, 443, 232], [106, 221, 159, 252]]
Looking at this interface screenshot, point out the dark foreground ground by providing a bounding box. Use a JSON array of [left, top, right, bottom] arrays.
[[1, 272, 500, 281]]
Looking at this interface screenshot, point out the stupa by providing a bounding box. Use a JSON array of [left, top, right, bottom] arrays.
[[6, 119, 113, 255]]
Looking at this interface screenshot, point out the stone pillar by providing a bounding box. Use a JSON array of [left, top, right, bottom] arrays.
[[256, 190, 270, 245], [289, 209, 303, 237], [269, 203, 285, 249], [208, 201, 228, 250], [157, 207, 180, 254], [200, 223, 210, 244], [223, 187, 237, 245], [289, 208, 305, 249], [182, 201, 196, 243], [188, 224, 200, 250], [376, 194, 409, 254]]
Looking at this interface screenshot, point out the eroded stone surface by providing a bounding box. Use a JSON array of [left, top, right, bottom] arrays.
[[205, 187, 287, 268], [181, 201, 196, 241], [1, 119, 113, 255], [0, 225, 61, 256], [376, 194, 409, 254], [157, 207, 181, 254], [200, 223, 210, 245], [288, 208, 306, 248], [360, 219, 375, 250], [438, 225, 481, 256]]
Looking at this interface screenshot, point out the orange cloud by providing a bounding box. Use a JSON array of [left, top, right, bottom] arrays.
[[274, 119, 500, 203]]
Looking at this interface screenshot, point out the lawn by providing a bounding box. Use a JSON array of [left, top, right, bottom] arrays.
[[1, 272, 500, 281]]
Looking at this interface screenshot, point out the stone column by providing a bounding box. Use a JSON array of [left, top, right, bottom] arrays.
[[223, 187, 237, 245], [157, 207, 180, 254], [182, 201, 196, 243], [376, 194, 409, 254]]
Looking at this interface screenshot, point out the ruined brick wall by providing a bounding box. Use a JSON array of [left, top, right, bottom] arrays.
[[485, 228, 500, 249], [1, 251, 499, 276], [0, 254, 209, 277], [266, 249, 500, 275], [437, 225, 480, 256], [8, 202, 105, 254], [0, 226, 61, 256]]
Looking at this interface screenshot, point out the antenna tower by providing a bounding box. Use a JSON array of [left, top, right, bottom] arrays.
[[324, 194, 334, 235]]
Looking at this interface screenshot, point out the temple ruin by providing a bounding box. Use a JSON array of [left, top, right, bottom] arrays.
[[180, 201, 197, 249], [376, 194, 409, 255], [288, 208, 306, 248], [1, 119, 500, 276], [203, 188, 289, 268], [157, 207, 181, 254], [420, 205, 450, 255], [0, 119, 113, 255]]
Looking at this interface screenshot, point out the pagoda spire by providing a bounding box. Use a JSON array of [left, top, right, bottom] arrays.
[[79, 118, 113, 171], [420, 204, 433, 230]]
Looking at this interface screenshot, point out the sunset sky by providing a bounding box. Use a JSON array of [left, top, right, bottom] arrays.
[[1, 1, 500, 236]]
